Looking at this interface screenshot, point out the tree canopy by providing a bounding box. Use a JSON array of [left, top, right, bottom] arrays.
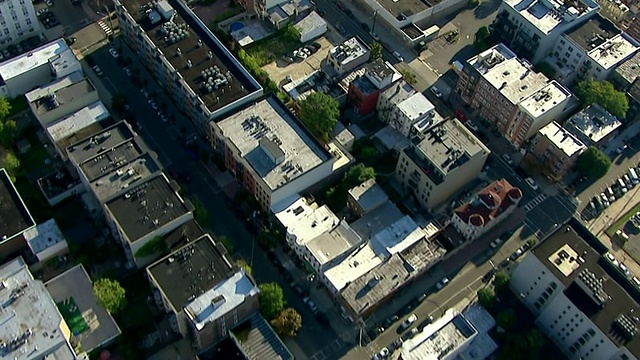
[[236, 258, 252, 275], [3, 152, 20, 178], [473, 26, 493, 51], [271, 307, 302, 336], [343, 164, 376, 188], [134, 235, 167, 258], [93, 278, 127, 314], [576, 146, 611, 179], [575, 79, 628, 119], [494, 270, 511, 290], [496, 309, 517, 331], [298, 92, 340, 143], [400, 69, 417, 85], [0, 120, 17, 147], [0, 97, 11, 121], [477, 288, 496, 308], [259, 282, 285, 321], [370, 42, 382, 61]]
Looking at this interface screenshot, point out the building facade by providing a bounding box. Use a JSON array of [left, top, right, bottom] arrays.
[[347, 60, 401, 116], [0, 0, 40, 50], [529, 121, 586, 180]]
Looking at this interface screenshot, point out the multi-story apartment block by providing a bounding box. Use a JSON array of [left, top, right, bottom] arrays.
[[451, 179, 522, 241], [395, 118, 490, 210], [547, 14, 640, 84], [564, 104, 621, 148], [599, 0, 633, 26], [147, 234, 260, 350], [0, 168, 35, 262], [492, 0, 599, 64], [347, 59, 401, 116], [456, 44, 572, 146], [0, 0, 40, 50], [114, 0, 262, 135], [509, 219, 640, 359], [379, 91, 444, 138], [529, 121, 586, 180], [326, 37, 370, 75], [377, 79, 416, 119], [210, 95, 348, 210]]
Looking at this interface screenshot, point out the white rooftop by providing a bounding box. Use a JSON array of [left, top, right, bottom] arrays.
[[306, 220, 362, 266], [538, 121, 586, 157], [23, 219, 67, 258], [329, 37, 369, 66], [294, 11, 326, 38], [25, 72, 85, 103], [397, 92, 435, 121], [0, 258, 75, 360], [503, 0, 598, 35], [47, 102, 110, 142], [379, 80, 416, 107], [566, 104, 621, 144], [518, 80, 571, 118], [0, 39, 69, 81], [184, 269, 258, 331], [217, 97, 330, 190], [372, 215, 427, 257], [588, 34, 640, 70], [323, 243, 383, 292], [273, 195, 339, 246]]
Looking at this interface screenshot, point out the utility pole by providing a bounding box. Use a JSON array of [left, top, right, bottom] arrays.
[[371, 10, 379, 35]]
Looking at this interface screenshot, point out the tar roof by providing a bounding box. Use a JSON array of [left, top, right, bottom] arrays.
[[23, 219, 66, 255], [105, 174, 190, 241], [401, 23, 424, 40], [0, 257, 72, 359], [538, 121, 586, 157], [147, 234, 233, 311], [532, 222, 640, 354], [47, 101, 111, 144], [90, 152, 161, 201], [0, 168, 35, 242], [67, 121, 135, 165], [566, 14, 620, 51], [80, 139, 146, 181], [118, 0, 259, 113], [230, 314, 293, 360], [216, 96, 330, 190], [349, 201, 404, 239], [0, 38, 68, 81], [28, 75, 96, 117], [375, 0, 430, 18]]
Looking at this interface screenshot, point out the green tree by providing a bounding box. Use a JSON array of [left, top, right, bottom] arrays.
[[477, 287, 496, 308], [473, 26, 493, 51], [257, 227, 282, 250], [400, 69, 417, 85], [496, 309, 517, 331], [192, 198, 210, 227], [282, 23, 300, 43], [360, 146, 378, 164], [576, 146, 611, 179], [134, 235, 167, 258], [271, 307, 302, 336], [298, 92, 340, 143], [0, 97, 11, 121], [111, 93, 129, 115], [343, 164, 376, 188], [3, 152, 20, 177], [575, 79, 628, 119], [0, 120, 18, 147], [93, 278, 126, 314], [236, 258, 252, 275], [259, 282, 285, 320], [494, 270, 510, 290], [370, 42, 382, 60]]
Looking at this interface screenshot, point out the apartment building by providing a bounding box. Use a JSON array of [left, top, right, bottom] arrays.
[[380, 91, 444, 137], [114, 0, 262, 135], [0, 168, 35, 262], [147, 234, 260, 350], [456, 44, 572, 146], [509, 219, 640, 359], [347, 59, 401, 116], [347, 179, 389, 217], [395, 118, 490, 210], [326, 37, 370, 74], [609, 50, 640, 91], [0, 0, 40, 50], [564, 104, 621, 148], [529, 121, 586, 180], [492, 0, 599, 63], [547, 14, 640, 84], [451, 179, 522, 241]]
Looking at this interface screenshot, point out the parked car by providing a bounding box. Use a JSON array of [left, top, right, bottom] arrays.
[[303, 297, 318, 313], [92, 65, 103, 77], [454, 109, 466, 122], [418, 315, 434, 330], [490, 238, 503, 249], [436, 277, 449, 290], [525, 177, 538, 190], [510, 248, 524, 261], [401, 314, 417, 330], [501, 154, 513, 165], [600, 193, 610, 208], [373, 347, 389, 360], [430, 86, 442, 98], [392, 51, 404, 62], [466, 120, 479, 132], [108, 47, 119, 58], [384, 315, 399, 327]]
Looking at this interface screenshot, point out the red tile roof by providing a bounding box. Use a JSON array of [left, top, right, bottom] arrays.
[[454, 179, 522, 227]]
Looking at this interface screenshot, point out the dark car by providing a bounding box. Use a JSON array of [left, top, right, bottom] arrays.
[[418, 315, 434, 330], [315, 312, 330, 327], [384, 315, 399, 327]]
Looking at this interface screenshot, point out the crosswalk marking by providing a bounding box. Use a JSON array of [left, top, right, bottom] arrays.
[[524, 194, 547, 212]]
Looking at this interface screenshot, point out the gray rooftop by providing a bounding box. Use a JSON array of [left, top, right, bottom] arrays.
[[147, 234, 233, 311], [365, 59, 396, 83], [565, 104, 621, 145], [67, 121, 135, 165], [118, 0, 260, 113], [294, 11, 326, 38], [348, 179, 389, 214], [23, 219, 66, 256], [613, 51, 640, 87], [0, 168, 35, 242], [80, 139, 146, 182], [104, 174, 191, 242], [350, 201, 404, 239], [329, 37, 370, 66], [216, 96, 330, 190], [566, 14, 620, 51], [375, 0, 430, 19], [89, 152, 162, 202], [54, 117, 115, 157], [306, 221, 363, 266], [45, 264, 122, 353], [229, 313, 293, 360], [27, 74, 95, 117], [379, 80, 416, 106], [0, 257, 76, 360]]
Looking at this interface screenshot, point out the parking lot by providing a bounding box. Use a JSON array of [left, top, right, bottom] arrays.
[[33, 0, 96, 36]]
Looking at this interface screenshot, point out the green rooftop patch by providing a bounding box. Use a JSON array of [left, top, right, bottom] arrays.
[[57, 297, 89, 336]]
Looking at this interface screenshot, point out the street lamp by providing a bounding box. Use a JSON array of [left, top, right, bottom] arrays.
[[371, 10, 379, 35]]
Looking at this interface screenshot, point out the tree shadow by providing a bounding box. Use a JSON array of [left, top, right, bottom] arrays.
[[474, 0, 501, 19]]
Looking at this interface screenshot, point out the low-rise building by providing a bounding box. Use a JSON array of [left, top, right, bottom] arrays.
[[26, 72, 99, 126], [211, 95, 345, 210], [380, 91, 444, 137], [509, 219, 640, 359], [564, 104, 621, 148], [326, 37, 370, 74], [395, 119, 490, 210], [0, 38, 80, 98], [147, 234, 260, 350], [294, 11, 326, 42], [530, 121, 587, 179], [610, 50, 640, 91], [347, 59, 401, 116], [0, 168, 35, 263], [451, 179, 522, 241], [347, 179, 389, 217], [23, 219, 69, 265], [283, 71, 346, 105]]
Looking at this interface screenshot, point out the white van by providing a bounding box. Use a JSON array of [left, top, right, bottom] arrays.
[[618, 178, 628, 193], [629, 168, 639, 185]]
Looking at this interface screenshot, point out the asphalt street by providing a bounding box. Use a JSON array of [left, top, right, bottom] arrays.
[[88, 41, 344, 360]]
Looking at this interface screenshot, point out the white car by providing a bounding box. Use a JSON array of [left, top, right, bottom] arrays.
[[466, 120, 479, 132], [436, 277, 449, 290], [392, 51, 404, 62], [490, 238, 503, 249], [108, 48, 119, 58], [525, 177, 539, 190], [430, 86, 442, 98], [401, 314, 417, 329], [373, 347, 389, 360]]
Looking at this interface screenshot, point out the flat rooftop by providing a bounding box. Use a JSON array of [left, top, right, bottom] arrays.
[[323, 242, 383, 292], [566, 104, 621, 144], [0, 168, 35, 242], [89, 152, 161, 201], [54, 117, 115, 156], [348, 179, 388, 213], [273, 195, 339, 246], [350, 201, 404, 239], [532, 222, 640, 355], [80, 138, 145, 182], [185, 269, 258, 330], [104, 174, 190, 242], [364, 59, 399, 86], [67, 121, 135, 165], [47, 101, 111, 144], [375, 0, 430, 19], [147, 234, 233, 311], [503, 0, 598, 35], [45, 264, 122, 353], [0, 38, 68, 82], [118, 0, 259, 113], [588, 33, 639, 70], [371, 215, 427, 257], [519, 81, 571, 119], [23, 219, 66, 256], [27, 74, 96, 118], [401, 23, 424, 40], [379, 80, 416, 106], [397, 92, 435, 122], [306, 221, 362, 266], [329, 37, 369, 66], [0, 257, 74, 359], [613, 50, 640, 86], [216, 96, 331, 191], [566, 14, 619, 51], [229, 314, 293, 360], [538, 121, 586, 157]]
